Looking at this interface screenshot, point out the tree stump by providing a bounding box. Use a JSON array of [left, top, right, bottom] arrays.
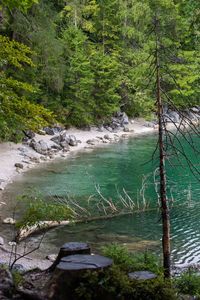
[[48, 254, 113, 300], [48, 242, 91, 272]]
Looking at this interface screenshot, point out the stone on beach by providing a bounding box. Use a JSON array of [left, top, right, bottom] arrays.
[[14, 163, 24, 169], [3, 217, 16, 225]]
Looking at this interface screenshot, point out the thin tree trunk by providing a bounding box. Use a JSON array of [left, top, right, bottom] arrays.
[[155, 18, 171, 278]]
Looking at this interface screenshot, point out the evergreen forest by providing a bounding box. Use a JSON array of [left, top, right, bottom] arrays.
[[0, 0, 199, 141]]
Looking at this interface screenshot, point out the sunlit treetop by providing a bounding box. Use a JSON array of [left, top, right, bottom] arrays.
[[1, 0, 38, 12]]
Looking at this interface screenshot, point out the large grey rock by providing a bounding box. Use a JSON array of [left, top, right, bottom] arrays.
[[60, 131, 70, 143], [24, 130, 35, 139], [191, 107, 200, 113], [68, 135, 77, 146], [121, 112, 129, 125], [60, 141, 70, 151], [104, 126, 113, 132], [51, 132, 77, 148], [45, 140, 62, 151], [44, 127, 56, 135], [115, 111, 123, 118], [111, 117, 121, 130], [30, 140, 49, 155], [182, 109, 198, 121], [51, 135, 62, 145], [166, 110, 180, 123], [50, 143, 62, 151]]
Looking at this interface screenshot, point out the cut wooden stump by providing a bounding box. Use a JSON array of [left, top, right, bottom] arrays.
[[128, 271, 157, 280], [48, 254, 113, 300], [47, 242, 91, 272], [58, 254, 112, 271]]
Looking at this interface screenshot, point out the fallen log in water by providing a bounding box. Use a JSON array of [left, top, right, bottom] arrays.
[[15, 202, 188, 242], [15, 212, 136, 242], [15, 220, 71, 242]]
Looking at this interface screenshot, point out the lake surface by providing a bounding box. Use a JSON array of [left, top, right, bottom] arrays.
[[1, 131, 200, 266]]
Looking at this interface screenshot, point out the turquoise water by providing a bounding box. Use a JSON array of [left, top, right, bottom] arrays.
[[1, 132, 200, 266]]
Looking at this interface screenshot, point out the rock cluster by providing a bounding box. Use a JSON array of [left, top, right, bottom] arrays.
[[26, 131, 79, 156], [104, 111, 129, 132], [143, 106, 200, 128], [163, 106, 200, 124]]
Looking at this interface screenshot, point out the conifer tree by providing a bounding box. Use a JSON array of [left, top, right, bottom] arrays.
[[62, 26, 95, 126]]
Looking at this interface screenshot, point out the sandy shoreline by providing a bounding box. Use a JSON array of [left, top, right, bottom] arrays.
[[0, 119, 156, 192]]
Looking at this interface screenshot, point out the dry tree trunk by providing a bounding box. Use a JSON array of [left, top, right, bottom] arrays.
[[155, 17, 171, 278]]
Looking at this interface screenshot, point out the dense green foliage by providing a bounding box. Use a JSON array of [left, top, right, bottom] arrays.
[[101, 244, 161, 274], [68, 244, 176, 300], [175, 270, 200, 297], [0, 0, 199, 140], [75, 266, 177, 300]]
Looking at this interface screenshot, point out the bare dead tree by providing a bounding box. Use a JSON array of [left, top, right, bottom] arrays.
[[150, 15, 200, 278], [155, 16, 171, 278]]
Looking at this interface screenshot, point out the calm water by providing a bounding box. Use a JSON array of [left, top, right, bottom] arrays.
[[1, 132, 200, 266]]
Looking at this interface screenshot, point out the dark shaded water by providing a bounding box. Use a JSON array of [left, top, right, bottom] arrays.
[[1, 133, 199, 266]]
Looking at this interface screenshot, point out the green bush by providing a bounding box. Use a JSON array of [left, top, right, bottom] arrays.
[[101, 244, 162, 274], [12, 270, 24, 287], [175, 269, 200, 297], [16, 193, 74, 229], [75, 266, 178, 300]]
